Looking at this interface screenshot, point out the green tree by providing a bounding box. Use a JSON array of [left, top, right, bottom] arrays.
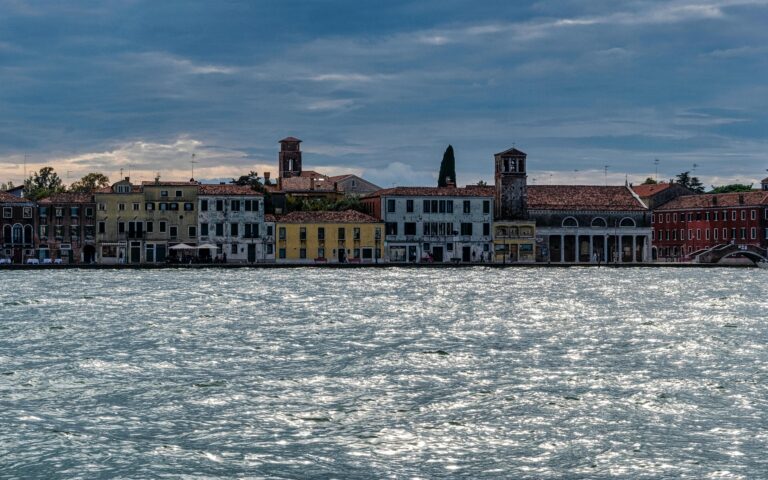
[[641, 177, 658, 185], [709, 183, 754, 194], [0, 180, 14, 191], [674, 171, 705, 193], [232, 171, 265, 192], [437, 145, 456, 187], [69, 172, 110, 193], [23, 166, 64, 200], [476, 180, 488, 186]]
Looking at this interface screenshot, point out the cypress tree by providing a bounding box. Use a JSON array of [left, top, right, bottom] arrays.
[[438, 145, 456, 187]]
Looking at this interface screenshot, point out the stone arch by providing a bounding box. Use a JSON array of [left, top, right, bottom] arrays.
[[591, 217, 607, 228], [562, 216, 578, 228], [619, 217, 636, 228]]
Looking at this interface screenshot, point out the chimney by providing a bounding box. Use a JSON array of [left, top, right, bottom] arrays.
[[125, 177, 130, 182], [264, 172, 271, 185], [310, 177, 315, 191], [445, 176, 456, 188]]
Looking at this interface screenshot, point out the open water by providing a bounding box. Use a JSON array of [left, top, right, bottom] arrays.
[[1, 267, 767, 479]]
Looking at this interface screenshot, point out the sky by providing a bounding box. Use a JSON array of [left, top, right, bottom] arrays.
[[1, 0, 767, 189]]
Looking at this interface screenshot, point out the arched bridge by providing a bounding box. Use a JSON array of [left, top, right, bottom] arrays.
[[696, 243, 768, 265]]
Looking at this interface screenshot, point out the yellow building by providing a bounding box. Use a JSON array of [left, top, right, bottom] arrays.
[[276, 210, 383, 263], [493, 221, 536, 263], [94, 178, 200, 263]]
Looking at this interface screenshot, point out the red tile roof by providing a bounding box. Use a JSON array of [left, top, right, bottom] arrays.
[[0, 191, 31, 204], [141, 181, 199, 186], [280, 136, 302, 143], [656, 191, 768, 210], [264, 214, 277, 222], [198, 184, 263, 196], [630, 182, 674, 198], [277, 210, 380, 223], [279, 176, 338, 192], [366, 186, 495, 198], [37, 193, 94, 204], [527, 185, 646, 211]]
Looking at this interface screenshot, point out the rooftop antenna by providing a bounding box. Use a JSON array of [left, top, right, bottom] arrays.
[[23, 153, 27, 180], [654, 158, 659, 182], [191, 153, 197, 179], [604, 165, 610, 186], [692, 163, 698, 176], [119, 167, 124, 178]]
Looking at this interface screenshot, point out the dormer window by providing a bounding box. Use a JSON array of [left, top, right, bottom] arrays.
[[116, 184, 131, 193]]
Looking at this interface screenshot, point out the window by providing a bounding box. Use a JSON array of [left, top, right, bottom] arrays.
[[279, 248, 286, 259], [279, 227, 286, 240], [750, 227, 756, 239], [751, 210, 757, 220], [375, 228, 381, 240], [318, 247, 325, 258], [267, 225, 273, 236], [175, 190, 182, 198], [732, 211, 737, 220], [385, 222, 398, 235], [232, 222, 240, 236], [318, 227, 325, 240], [55, 208, 63, 217], [300, 227, 306, 241], [201, 199, 208, 211], [483, 200, 490, 214], [387, 199, 396, 213], [118, 222, 125, 234], [146, 202, 154, 211], [231, 200, 240, 212], [591, 217, 607, 228], [483, 223, 490, 236], [216, 223, 224, 236], [159, 203, 168, 211], [696, 229, 701, 240], [740, 210, 746, 220], [169, 203, 179, 211], [705, 229, 710, 240], [562, 217, 578, 228], [184, 203, 194, 211], [146, 222, 154, 233], [200, 223, 208, 236], [463, 200, 471, 214], [98, 222, 105, 234], [160, 221, 167, 233], [353, 228, 360, 240], [740, 227, 746, 239], [688, 229, 692, 240], [216, 200, 224, 211], [461, 223, 473, 236], [722, 228, 727, 239], [705, 212, 710, 221], [160, 190, 168, 197], [117, 185, 131, 193], [131, 203, 139, 211], [673, 213, 677, 222], [406, 200, 414, 213], [338, 227, 346, 240], [423, 200, 431, 213], [189, 226, 197, 237], [231, 243, 237, 254], [118, 203, 125, 211], [170, 226, 178, 239], [2, 207, 10, 218], [404, 222, 416, 235], [714, 229, 718, 240], [619, 217, 636, 228], [98, 203, 106, 211], [300, 248, 306, 259]]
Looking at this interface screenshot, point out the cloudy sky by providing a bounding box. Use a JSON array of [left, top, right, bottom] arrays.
[[1, 0, 767, 189]]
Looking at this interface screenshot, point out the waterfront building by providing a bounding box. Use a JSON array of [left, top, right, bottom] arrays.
[[492, 147, 537, 262], [528, 186, 652, 263], [492, 221, 537, 263], [362, 187, 494, 263], [37, 193, 97, 263], [95, 178, 199, 263], [275, 210, 383, 263], [0, 191, 36, 263], [198, 184, 265, 263], [264, 214, 277, 262], [653, 191, 768, 261]]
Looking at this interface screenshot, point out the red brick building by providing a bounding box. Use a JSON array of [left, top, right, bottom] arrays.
[[653, 191, 768, 261], [37, 193, 97, 263], [1, 191, 36, 263]]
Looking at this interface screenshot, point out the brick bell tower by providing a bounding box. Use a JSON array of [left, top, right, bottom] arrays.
[[494, 147, 528, 219], [278, 137, 303, 179]]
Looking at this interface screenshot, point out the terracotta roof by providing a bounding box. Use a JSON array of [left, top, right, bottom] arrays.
[[38, 193, 94, 204], [298, 170, 326, 178], [198, 184, 263, 196], [656, 191, 768, 210], [366, 186, 495, 198], [141, 181, 199, 186], [279, 136, 302, 143], [762, 177, 768, 183], [277, 210, 380, 223], [0, 191, 31, 204], [264, 214, 277, 222], [95, 185, 143, 193], [279, 176, 337, 192], [630, 182, 674, 198], [527, 185, 646, 211], [495, 147, 527, 156]]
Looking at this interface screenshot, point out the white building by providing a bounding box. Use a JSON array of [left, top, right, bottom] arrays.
[[198, 184, 267, 263], [363, 186, 495, 263]]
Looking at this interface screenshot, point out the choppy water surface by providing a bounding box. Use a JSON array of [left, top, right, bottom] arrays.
[[1, 268, 767, 479]]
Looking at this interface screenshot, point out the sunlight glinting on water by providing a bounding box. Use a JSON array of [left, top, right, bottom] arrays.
[[1, 267, 767, 479]]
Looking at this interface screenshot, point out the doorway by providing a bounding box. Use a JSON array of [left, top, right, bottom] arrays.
[[247, 244, 256, 263], [462, 246, 471, 262], [432, 246, 444, 262]]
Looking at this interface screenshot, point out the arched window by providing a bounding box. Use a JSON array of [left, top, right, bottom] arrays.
[[2, 225, 10, 243], [619, 217, 636, 228], [562, 217, 578, 228], [12, 224, 22, 244], [24, 225, 33, 244], [591, 217, 607, 228]]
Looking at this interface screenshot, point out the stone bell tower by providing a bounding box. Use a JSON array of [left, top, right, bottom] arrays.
[[494, 147, 528, 219], [279, 136, 303, 179]]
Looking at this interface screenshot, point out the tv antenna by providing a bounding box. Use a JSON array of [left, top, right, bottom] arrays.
[[654, 158, 659, 181], [692, 163, 698, 175], [604, 165, 610, 186], [191, 153, 198, 179]]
